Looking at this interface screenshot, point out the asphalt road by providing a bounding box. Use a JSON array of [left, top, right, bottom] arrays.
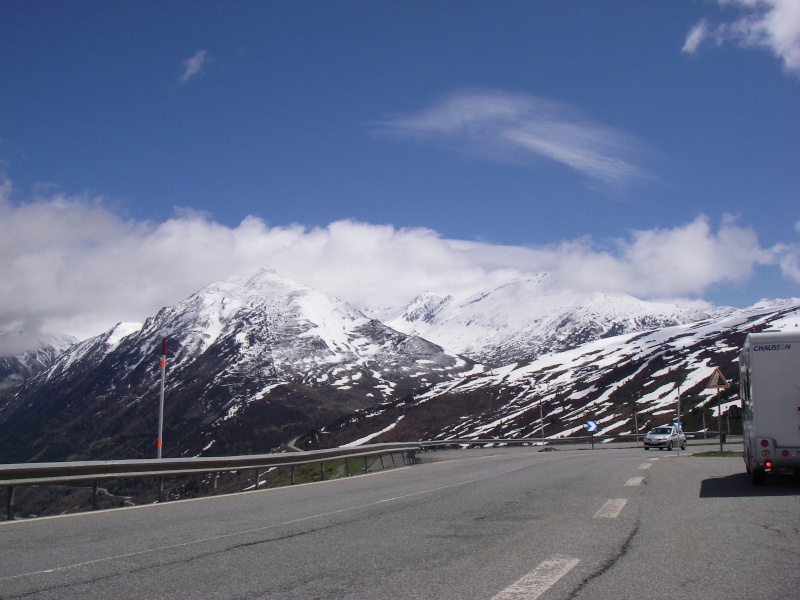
[[1, 445, 798, 599]]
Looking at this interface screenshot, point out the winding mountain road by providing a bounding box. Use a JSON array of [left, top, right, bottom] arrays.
[[1, 446, 797, 599]]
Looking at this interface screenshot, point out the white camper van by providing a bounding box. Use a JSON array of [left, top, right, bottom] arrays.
[[739, 331, 800, 485]]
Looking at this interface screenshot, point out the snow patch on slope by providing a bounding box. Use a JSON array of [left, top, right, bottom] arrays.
[[342, 415, 405, 447], [377, 274, 708, 365]]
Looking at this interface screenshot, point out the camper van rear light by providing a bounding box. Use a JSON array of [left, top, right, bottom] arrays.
[[762, 450, 771, 457], [760, 439, 769, 447], [765, 460, 773, 469], [782, 450, 790, 457]]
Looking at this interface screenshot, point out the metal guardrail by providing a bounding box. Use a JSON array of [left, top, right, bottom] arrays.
[[2, 432, 735, 520], [420, 434, 639, 449], [1, 442, 420, 520], [420, 436, 600, 448], [419, 431, 729, 450]]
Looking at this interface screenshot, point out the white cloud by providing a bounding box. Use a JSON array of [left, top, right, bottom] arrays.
[[179, 50, 210, 84], [683, 1, 800, 76], [374, 89, 652, 191], [1, 181, 798, 355], [682, 20, 709, 54]]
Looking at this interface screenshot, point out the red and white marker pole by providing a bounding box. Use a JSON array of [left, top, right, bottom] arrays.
[[156, 337, 167, 459]]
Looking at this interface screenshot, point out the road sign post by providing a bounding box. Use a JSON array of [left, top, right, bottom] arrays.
[[706, 368, 730, 452], [586, 421, 598, 449]]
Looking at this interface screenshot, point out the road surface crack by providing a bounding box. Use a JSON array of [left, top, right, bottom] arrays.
[[0, 513, 375, 599], [566, 518, 640, 599]]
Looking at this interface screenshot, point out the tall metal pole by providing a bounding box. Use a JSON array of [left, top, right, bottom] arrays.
[[540, 401, 544, 446], [676, 383, 682, 455], [632, 399, 639, 447], [717, 388, 723, 452], [157, 337, 166, 459]]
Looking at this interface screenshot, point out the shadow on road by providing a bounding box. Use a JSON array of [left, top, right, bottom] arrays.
[[700, 472, 800, 498]]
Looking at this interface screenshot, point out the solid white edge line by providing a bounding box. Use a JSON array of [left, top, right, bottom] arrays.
[[491, 556, 580, 600], [0, 466, 412, 527], [1, 458, 545, 581]]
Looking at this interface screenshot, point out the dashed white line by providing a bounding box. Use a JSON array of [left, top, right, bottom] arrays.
[[638, 463, 652, 470], [593, 498, 628, 519], [491, 556, 580, 600], [624, 476, 645, 486]]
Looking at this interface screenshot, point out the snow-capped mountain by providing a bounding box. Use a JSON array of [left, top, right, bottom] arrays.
[[0, 331, 77, 393], [312, 298, 800, 448], [2, 262, 797, 466], [0, 269, 476, 462], [375, 274, 708, 366]]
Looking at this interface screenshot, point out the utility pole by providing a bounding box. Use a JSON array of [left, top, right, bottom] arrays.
[[717, 387, 723, 452], [540, 400, 545, 446], [675, 383, 682, 455], [702, 411, 707, 442]]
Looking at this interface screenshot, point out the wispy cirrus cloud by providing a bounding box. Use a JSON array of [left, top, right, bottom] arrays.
[[374, 89, 652, 192], [179, 49, 210, 84], [682, 20, 710, 54], [682, 0, 800, 77]]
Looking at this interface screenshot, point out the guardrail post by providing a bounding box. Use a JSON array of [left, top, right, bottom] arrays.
[[390, 453, 396, 467], [320, 462, 324, 482], [363, 456, 368, 474], [6, 486, 14, 520], [345, 459, 351, 477], [290, 465, 295, 485], [254, 469, 260, 490], [92, 481, 99, 510], [379, 454, 385, 470]]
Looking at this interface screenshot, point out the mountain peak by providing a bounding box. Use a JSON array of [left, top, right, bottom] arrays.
[[0, 268, 476, 461], [0, 330, 78, 393], [384, 278, 709, 366], [400, 292, 454, 324]]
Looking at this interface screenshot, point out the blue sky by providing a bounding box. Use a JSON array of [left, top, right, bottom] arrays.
[[1, 1, 799, 351]]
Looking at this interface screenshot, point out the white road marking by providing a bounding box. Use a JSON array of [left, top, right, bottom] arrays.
[[0, 460, 547, 582], [491, 556, 580, 600], [624, 476, 644, 486], [638, 463, 652, 470], [593, 498, 628, 519]]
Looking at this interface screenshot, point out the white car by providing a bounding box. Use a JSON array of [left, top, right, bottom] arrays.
[[643, 425, 687, 451]]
